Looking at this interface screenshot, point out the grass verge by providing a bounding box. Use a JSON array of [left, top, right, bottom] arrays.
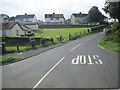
[[0, 56, 23, 64], [99, 36, 119, 52], [99, 25, 120, 53]]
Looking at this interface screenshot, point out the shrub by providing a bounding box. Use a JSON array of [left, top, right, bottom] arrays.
[[41, 38, 46, 45], [51, 37, 54, 42], [91, 25, 105, 32], [28, 31, 31, 33], [20, 34, 25, 37], [27, 33, 35, 37], [30, 39, 36, 48], [2, 42, 6, 54]]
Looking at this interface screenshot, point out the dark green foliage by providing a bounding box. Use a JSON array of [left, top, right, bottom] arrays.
[[30, 38, 36, 48], [105, 23, 120, 42], [51, 37, 54, 42], [103, 2, 120, 22], [41, 38, 46, 45], [91, 25, 105, 32], [28, 31, 31, 33], [27, 33, 35, 37], [87, 6, 105, 23], [20, 34, 25, 37], [2, 42, 6, 54], [88, 29, 90, 33]]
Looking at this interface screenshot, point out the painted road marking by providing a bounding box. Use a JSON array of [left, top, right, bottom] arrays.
[[87, 36, 96, 41], [32, 57, 65, 90], [93, 55, 103, 64], [70, 43, 82, 51], [71, 55, 103, 65]]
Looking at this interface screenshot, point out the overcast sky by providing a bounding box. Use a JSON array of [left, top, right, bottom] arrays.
[[0, 0, 107, 21]]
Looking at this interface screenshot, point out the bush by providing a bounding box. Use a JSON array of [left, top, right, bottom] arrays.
[[2, 42, 6, 54], [91, 25, 105, 32], [28, 31, 31, 33], [113, 22, 120, 30], [30, 39, 36, 48], [20, 34, 25, 37], [27, 33, 35, 37], [41, 38, 46, 45], [51, 37, 54, 42]]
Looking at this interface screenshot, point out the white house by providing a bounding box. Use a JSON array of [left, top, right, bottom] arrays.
[[15, 13, 37, 23], [22, 22, 39, 30], [70, 12, 88, 25], [1, 22, 29, 37], [45, 13, 65, 25], [0, 14, 9, 23]]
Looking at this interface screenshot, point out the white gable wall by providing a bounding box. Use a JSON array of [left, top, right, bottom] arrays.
[[10, 24, 25, 36]]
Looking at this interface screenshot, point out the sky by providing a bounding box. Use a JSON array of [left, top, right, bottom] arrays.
[[0, 0, 107, 21]]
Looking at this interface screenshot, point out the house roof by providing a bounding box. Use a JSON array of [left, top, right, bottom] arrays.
[[2, 22, 17, 29], [22, 22, 38, 25], [45, 14, 64, 18], [21, 25, 30, 31], [2, 22, 28, 31], [0, 14, 9, 18], [72, 13, 88, 17], [16, 14, 35, 19]]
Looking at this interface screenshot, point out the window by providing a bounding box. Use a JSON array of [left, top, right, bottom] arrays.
[[84, 17, 87, 19], [50, 18, 53, 20], [56, 18, 59, 20], [26, 18, 29, 22], [2, 30, 6, 36], [50, 22, 54, 24], [56, 22, 59, 24], [16, 30, 19, 36]]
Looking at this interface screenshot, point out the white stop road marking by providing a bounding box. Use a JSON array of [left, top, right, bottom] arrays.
[[71, 55, 103, 65]]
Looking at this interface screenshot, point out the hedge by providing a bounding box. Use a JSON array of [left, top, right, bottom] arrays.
[[91, 25, 105, 32], [2, 36, 51, 46]]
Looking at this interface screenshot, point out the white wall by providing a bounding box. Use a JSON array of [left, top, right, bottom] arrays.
[[45, 18, 65, 24], [26, 24, 38, 30], [11, 24, 25, 36]]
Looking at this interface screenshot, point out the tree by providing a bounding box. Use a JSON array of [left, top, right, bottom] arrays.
[[103, 2, 120, 22], [65, 19, 71, 25], [87, 6, 105, 24]]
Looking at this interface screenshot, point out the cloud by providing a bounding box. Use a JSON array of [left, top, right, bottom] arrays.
[[0, 0, 106, 20]]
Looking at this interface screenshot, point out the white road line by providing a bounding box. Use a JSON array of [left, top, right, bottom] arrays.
[[32, 57, 65, 90], [87, 36, 96, 41], [70, 43, 82, 51]]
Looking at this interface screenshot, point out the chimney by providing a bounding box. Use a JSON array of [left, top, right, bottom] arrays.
[[79, 12, 81, 14], [53, 12, 55, 15], [25, 13, 27, 15]]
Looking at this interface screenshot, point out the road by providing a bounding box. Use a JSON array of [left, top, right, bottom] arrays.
[[2, 32, 118, 89]]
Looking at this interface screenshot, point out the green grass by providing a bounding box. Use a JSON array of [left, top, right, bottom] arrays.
[[5, 41, 56, 53], [0, 56, 23, 64], [99, 36, 120, 52], [99, 27, 120, 52], [32, 27, 91, 42]]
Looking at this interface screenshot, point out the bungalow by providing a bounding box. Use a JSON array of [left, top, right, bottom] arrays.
[[70, 12, 88, 25], [45, 13, 65, 25], [1, 22, 29, 37], [15, 13, 37, 23], [22, 22, 39, 30]]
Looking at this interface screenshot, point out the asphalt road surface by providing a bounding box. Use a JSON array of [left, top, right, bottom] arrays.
[[2, 32, 118, 89]]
